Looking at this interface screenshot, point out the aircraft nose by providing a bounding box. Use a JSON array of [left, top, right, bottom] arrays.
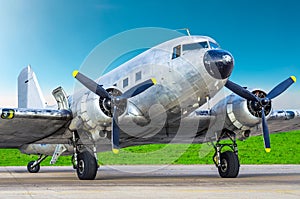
[[203, 49, 234, 79]]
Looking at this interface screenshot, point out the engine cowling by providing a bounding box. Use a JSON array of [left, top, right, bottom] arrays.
[[70, 87, 127, 136], [212, 89, 272, 135]]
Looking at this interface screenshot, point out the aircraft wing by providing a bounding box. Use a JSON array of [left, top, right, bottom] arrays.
[[0, 108, 72, 147], [251, 110, 300, 134], [183, 109, 300, 142]]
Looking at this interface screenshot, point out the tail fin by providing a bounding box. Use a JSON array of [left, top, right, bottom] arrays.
[[18, 65, 46, 108]]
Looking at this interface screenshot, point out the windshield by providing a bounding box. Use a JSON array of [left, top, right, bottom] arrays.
[[182, 41, 209, 51], [209, 41, 220, 49]]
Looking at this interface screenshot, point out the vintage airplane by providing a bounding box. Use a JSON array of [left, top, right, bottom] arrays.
[[0, 35, 299, 180]]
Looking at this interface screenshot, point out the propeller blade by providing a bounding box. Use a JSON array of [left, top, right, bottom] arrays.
[[121, 78, 157, 99], [225, 80, 258, 101], [111, 105, 120, 154], [73, 70, 111, 99], [109, 78, 157, 153], [261, 108, 271, 153], [267, 76, 296, 100]]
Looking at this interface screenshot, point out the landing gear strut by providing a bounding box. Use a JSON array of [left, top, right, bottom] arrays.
[[212, 130, 240, 178], [27, 154, 48, 173], [71, 131, 99, 180]]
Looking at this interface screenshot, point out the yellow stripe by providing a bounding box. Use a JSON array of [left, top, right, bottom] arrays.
[[151, 78, 157, 85], [265, 148, 271, 153], [72, 70, 79, 78], [290, 76, 296, 83]]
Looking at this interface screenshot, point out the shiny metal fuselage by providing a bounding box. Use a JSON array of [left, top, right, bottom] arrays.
[[69, 36, 228, 151]]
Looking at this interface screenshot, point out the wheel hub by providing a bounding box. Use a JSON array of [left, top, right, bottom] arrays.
[[220, 158, 228, 172], [78, 160, 85, 175]]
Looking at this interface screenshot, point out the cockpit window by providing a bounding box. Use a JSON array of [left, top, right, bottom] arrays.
[[182, 41, 209, 51], [172, 45, 181, 59], [209, 41, 220, 49]]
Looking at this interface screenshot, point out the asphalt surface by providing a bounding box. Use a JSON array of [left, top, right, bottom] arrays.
[[0, 165, 299, 199]]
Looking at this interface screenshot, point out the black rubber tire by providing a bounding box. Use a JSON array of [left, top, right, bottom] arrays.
[[76, 151, 98, 180], [27, 161, 40, 173], [218, 151, 240, 178]]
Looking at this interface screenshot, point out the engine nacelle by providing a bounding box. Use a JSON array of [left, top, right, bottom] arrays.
[[211, 89, 272, 135], [70, 87, 127, 139]]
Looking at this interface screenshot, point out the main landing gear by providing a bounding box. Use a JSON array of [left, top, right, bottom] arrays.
[[212, 130, 240, 178], [71, 132, 99, 180], [75, 151, 98, 180]]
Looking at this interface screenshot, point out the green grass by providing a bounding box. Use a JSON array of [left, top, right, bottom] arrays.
[[0, 130, 299, 166], [98, 130, 300, 165]]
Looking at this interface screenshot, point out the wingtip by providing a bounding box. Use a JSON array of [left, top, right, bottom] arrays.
[[72, 70, 79, 78], [265, 148, 271, 153], [290, 76, 296, 83]]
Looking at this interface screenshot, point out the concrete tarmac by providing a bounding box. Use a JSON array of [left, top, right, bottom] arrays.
[[0, 165, 299, 199]]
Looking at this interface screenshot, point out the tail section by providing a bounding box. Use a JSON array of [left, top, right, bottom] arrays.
[[18, 65, 46, 108]]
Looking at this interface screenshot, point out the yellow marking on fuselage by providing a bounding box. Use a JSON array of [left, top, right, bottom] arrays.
[[1, 109, 15, 119]]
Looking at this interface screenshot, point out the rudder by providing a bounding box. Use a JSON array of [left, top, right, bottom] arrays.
[[18, 65, 46, 108]]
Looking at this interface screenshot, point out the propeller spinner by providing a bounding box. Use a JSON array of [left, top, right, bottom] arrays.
[[225, 76, 296, 152]]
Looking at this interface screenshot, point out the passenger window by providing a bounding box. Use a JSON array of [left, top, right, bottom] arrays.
[[123, 78, 128, 88], [172, 45, 181, 59], [136, 71, 142, 81]]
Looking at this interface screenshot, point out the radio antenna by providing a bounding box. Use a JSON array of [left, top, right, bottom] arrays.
[[176, 28, 191, 36]]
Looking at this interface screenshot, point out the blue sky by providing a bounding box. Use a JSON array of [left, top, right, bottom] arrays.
[[0, 0, 299, 108]]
